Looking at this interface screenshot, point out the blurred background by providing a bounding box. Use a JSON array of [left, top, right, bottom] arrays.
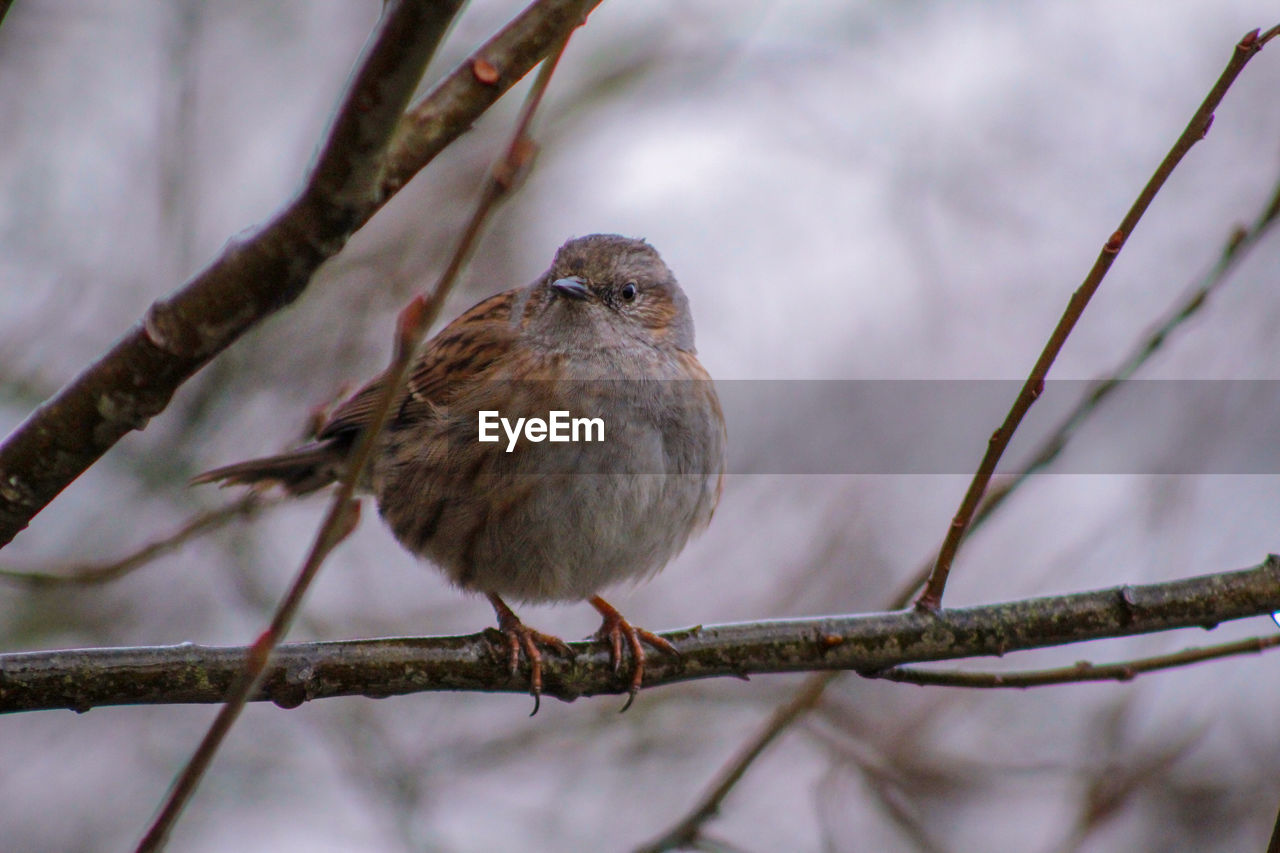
[[2, 1, 1279, 851]]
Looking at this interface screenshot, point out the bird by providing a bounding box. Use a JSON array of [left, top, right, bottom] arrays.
[[194, 234, 726, 709]]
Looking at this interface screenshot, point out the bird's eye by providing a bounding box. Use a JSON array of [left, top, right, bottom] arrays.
[[620, 282, 638, 302]]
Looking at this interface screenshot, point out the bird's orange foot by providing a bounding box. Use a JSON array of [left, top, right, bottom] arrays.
[[589, 596, 679, 711], [487, 594, 572, 715]]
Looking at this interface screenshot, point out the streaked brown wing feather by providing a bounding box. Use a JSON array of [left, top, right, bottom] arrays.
[[318, 289, 520, 440]]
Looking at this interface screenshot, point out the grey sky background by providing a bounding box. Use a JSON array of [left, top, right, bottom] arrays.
[[2, 2, 1279, 851]]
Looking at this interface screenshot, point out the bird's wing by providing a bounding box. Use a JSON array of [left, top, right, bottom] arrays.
[[318, 289, 520, 440]]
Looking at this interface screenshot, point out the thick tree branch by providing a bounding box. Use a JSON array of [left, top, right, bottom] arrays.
[[381, 1, 592, 193], [0, 0, 461, 546], [3, 556, 1277, 715], [0, 0, 601, 549]]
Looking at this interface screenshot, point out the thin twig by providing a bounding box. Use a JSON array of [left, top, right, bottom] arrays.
[[132, 499, 361, 853], [812, 754, 949, 853], [428, 31, 574, 305], [138, 243, 434, 853], [5, 555, 1279, 715], [131, 4, 464, 848], [916, 25, 1280, 611], [893, 159, 1280, 608], [0, 494, 267, 587], [133, 28, 577, 853], [871, 633, 1280, 689]]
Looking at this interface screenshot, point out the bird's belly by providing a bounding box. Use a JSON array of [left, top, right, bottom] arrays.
[[458, 471, 704, 601], [374, 411, 719, 602]]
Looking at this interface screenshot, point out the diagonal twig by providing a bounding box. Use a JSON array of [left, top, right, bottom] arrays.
[[130, 3, 465, 848], [132, 496, 361, 853], [1049, 712, 1207, 853], [916, 24, 1280, 611], [888, 158, 1280, 609], [133, 25, 578, 852]]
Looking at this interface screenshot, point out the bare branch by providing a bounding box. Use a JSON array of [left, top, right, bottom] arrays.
[[916, 24, 1280, 610], [1049, 710, 1206, 853], [3, 556, 1278, 715], [382, 1, 592, 193], [871, 633, 1280, 689], [420, 27, 573, 324]]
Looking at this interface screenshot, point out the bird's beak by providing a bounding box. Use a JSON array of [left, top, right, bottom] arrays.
[[551, 276, 590, 300]]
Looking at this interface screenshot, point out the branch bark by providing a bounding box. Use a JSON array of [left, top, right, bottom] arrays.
[[3, 556, 1277, 715], [0, 0, 602, 549]]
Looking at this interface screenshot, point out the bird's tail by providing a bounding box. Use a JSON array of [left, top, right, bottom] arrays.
[[191, 442, 347, 495]]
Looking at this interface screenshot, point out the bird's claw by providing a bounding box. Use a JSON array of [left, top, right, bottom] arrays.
[[590, 596, 679, 711], [488, 594, 571, 715]]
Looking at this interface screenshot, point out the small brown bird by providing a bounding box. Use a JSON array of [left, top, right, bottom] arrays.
[[195, 234, 726, 707]]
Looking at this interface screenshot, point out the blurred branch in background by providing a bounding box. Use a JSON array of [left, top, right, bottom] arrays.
[[1048, 708, 1207, 853], [634, 673, 836, 853], [638, 636, 1280, 850], [0, 493, 269, 587], [0, 0, 602, 550], [2, 555, 1279, 714], [636, 24, 1280, 852]]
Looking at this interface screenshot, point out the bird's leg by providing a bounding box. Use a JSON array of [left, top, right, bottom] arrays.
[[589, 595, 679, 710], [487, 593, 572, 714]]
